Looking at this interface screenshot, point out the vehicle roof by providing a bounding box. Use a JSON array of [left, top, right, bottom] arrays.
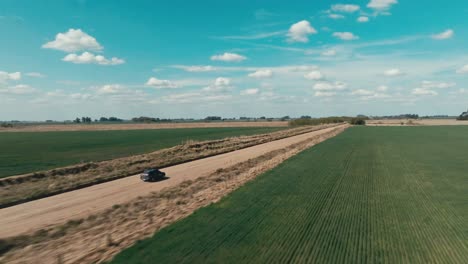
[[143, 168, 159, 173]]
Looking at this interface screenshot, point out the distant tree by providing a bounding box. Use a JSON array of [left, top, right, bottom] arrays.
[[74, 117, 81, 123], [300, 115, 312, 119], [99, 117, 109, 122], [259, 116, 266, 120], [204, 116, 222, 121], [108, 117, 123, 122], [350, 118, 366, 125]]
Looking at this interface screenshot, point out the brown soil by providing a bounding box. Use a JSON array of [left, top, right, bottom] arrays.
[[0, 125, 338, 208], [0, 125, 348, 264], [367, 119, 468, 126], [0, 121, 288, 132]]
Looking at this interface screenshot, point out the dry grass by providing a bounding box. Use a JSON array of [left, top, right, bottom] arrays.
[[0, 121, 288, 133], [0, 124, 340, 208], [0, 126, 347, 264]]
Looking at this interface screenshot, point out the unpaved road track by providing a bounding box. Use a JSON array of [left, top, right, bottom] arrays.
[[0, 125, 346, 239]]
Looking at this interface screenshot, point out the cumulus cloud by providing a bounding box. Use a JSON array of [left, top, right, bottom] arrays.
[[240, 88, 260, 95], [314, 91, 336, 97], [331, 4, 360, 13], [0, 71, 21, 82], [384, 68, 404, 77], [26, 72, 46, 78], [42, 29, 103, 52], [412, 88, 437, 96], [203, 77, 232, 92], [333, 32, 359, 40], [313, 81, 347, 91], [420, 80, 455, 89], [456, 64, 468, 74], [95, 84, 124, 94], [431, 29, 454, 40], [63, 52, 125, 65], [376, 85, 388, 92], [248, 69, 273, 78], [145, 77, 178, 89], [321, 49, 337, 56], [287, 20, 317, 43], [174, 65, 216, 72], [210, 52, 246, 62], [304, 71, 324, 80], [352, 89, 374, 96], [367, 0, 398, 11], [357, 16, 369, 23], [0, 84, 36, 95], [329, 14, 345, 19]]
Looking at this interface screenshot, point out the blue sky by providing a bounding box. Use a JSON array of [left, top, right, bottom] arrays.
[[1, 0, 467, 120]]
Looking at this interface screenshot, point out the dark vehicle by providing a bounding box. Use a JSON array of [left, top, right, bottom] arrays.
[[140, 168, 166, 182]]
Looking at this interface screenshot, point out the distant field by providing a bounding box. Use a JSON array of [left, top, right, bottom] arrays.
[[112, 126, 468, 263], [0, 121, 288, 132], [0, 127, 285, 178]]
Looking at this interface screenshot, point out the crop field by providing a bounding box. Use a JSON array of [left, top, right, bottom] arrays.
[[0, 127, 284, 178], [112, 126, 468, 263]]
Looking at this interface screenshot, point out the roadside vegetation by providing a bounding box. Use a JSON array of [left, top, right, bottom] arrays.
[[111, 126, 468, 263], [0, 127, 284, 178]]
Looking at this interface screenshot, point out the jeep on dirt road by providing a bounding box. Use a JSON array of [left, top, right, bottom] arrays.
[[140, 168, 166, 182]]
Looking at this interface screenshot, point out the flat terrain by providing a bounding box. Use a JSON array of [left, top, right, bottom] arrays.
[[367, 118, 468, 126], [0, 121, 288, 132], [0, 127, 284, 178], [0, 125, 344, 239], [112, 126, 468, 263]]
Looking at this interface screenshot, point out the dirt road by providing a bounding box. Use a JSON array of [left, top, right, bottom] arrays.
[[0, 125, 346, 239]]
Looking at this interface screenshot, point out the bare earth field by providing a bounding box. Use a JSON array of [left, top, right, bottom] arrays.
[[367, 119, 468, 126], [0, 125, 346, 240], [0, 121, 288, 132]]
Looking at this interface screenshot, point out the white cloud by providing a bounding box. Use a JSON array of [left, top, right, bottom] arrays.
[[63, 52, 125, 65], [329, 14, 345, 19], [287, 20, 317, 43], [367, 0, 398, 11], [146, 77, 178, 89], [313, 81, 347, 91], [0, 71, 21, 82], [420, 80, 455, 89], [42, 29, 103, 52], [351, 89, 374, 96], [376, 85, 388, 92], [26, 72, 46, 78], [162, 92, 232, 104], [0, 84, 36, 95], [431, 29, 454, 40], [173, 65, 216, 72], [412, 88, 437, 96], [357, 16, 369, 23], [304, 71, 324, 80], [321, 49, 337, 56], [240, 88, 260, 95], [331, 4, 360, 13], [95, 84, 124, 94], [314, 91, 336, 97], [456, 64, 468, 74], [248, 69, 273, 78], [384, 68, 404, 77], [203, 77, 232, 92], [333, 32, 359, 40], [210, 52, 246, 62]]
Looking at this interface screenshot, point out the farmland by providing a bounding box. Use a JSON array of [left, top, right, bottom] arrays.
[[0, 127, 284, 178], [112, 126, 468, 263]]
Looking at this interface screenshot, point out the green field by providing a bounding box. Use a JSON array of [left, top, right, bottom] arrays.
[[0, 127, 284, 178], [112, 126, 468, 263]]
